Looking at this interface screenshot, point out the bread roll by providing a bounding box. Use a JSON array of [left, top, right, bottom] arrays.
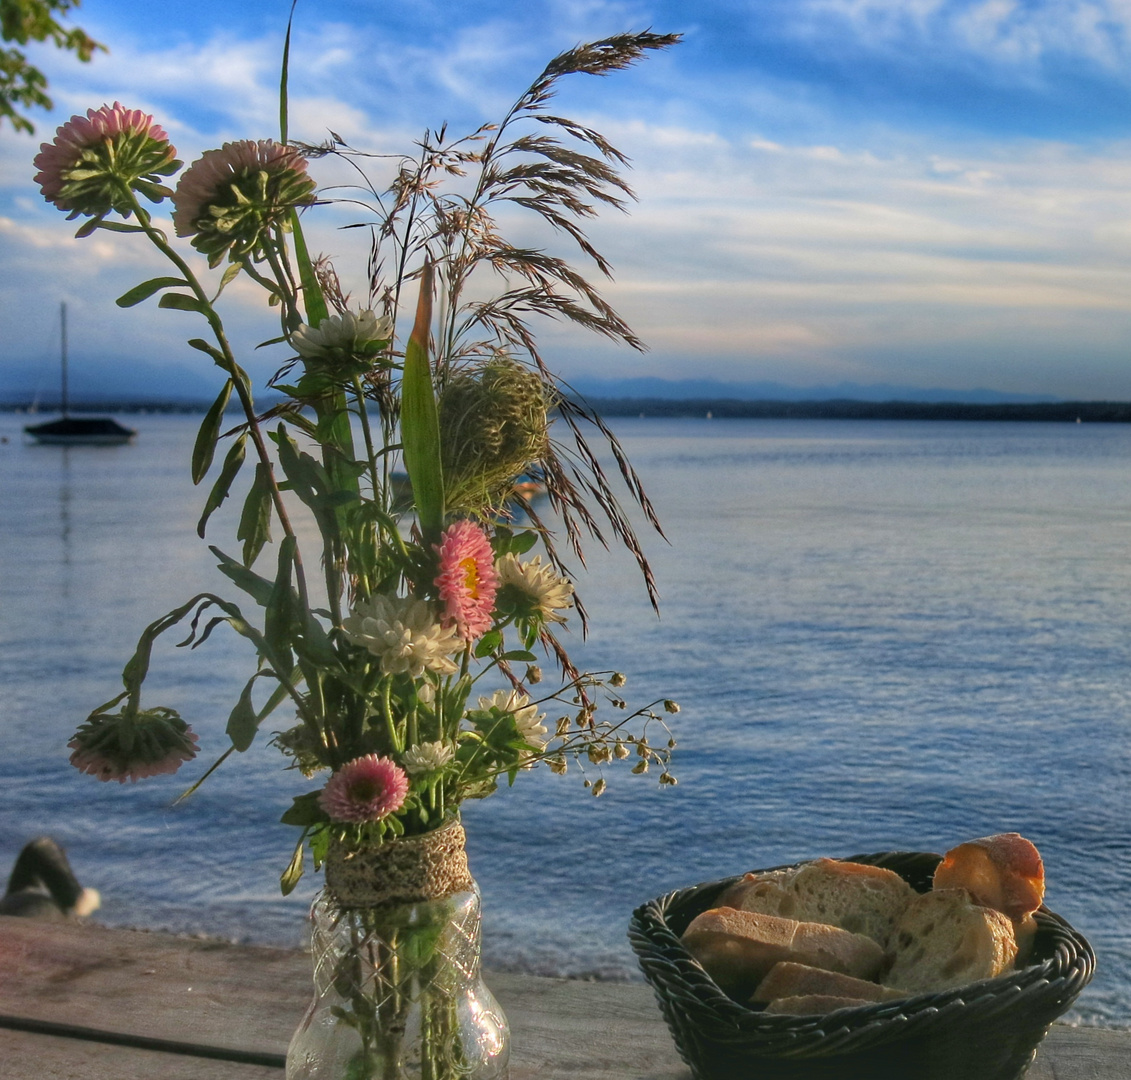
[[932, 833, 1045, 921], [681, 907, 885, 995], [885, 889, 1018, 994], [752, 961, 904, 1005]]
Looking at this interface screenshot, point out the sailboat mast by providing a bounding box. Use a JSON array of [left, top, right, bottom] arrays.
[[60, 301, 69, 418]]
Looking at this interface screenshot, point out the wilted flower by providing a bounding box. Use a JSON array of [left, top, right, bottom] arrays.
[[434, 520, 499, 641], [496, 553, 573, 624], [171, 139, 316, 265], [34, 102, 180, 218], [318, 754, 409, 823], [342, 594, 462, 677], [664, 699, 680, 714], [67, 705, 198, 783], [291, 309, 393, 362], [401, 741, 455, 776]]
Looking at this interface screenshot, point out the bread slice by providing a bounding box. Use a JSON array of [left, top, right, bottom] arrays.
[[681, 907, 885, 995], [788, 859, 915, 947], [716, 866, 799, 915], [719, 859, 914, 948], [885, 889, 1018, 994], [932, 833, 1045, 921], [752, 961, 904, 1005], [764, 994, 875, 1015]]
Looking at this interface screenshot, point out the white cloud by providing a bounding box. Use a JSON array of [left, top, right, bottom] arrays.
[[798, 0, 1131, 74], [9, 6, 1131, 399]]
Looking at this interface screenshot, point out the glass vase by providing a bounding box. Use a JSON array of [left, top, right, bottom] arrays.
[[287, 822, 510, 1080]]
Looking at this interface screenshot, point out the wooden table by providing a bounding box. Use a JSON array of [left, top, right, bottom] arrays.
[[0, 915, 1126, 1079]]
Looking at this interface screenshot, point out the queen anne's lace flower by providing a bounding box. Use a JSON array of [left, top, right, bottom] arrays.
[[67, 706, 198, 784], [34, 102, 180, 218], [171, 139, 316, 264], [496, 553, 573, 623], [342, 594, 462, 677], [401, 741, 455, 776], [291, 310, 393, 360], [318, 754, 409, 823], [434, 520, 499, 641]]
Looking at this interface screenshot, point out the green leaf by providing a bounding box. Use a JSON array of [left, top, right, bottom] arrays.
[[197, 435, 247, 538], [226, 676, 260, 752], [187, 338, 228, 366], [501, 650, 538, 662], [116, 277, 187, 308], [474, 629, 503, 658], [92, 220, 146, 234], [281, 791, 326, 828], [511, 530, 539, 555], [290, 212, 327, 328], [237, 463, 274, 567], [211, 546, 274, 606], [158, 292, 208, 315], [401, 268, 444, 537], [280, 833, 306, 896], [191, 380, 233, 484], [264, 536, 298, 673]]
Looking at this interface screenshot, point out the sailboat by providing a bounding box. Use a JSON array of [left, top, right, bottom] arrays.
[[24, 303, 136, 445]]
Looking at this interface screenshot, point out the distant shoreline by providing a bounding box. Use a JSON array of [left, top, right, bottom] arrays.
[[6, 398, 1131, 422], [574, 398, 1131, 422]]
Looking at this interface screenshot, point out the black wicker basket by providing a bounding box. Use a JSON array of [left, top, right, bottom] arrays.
[[628, 851, 1095, 1080]]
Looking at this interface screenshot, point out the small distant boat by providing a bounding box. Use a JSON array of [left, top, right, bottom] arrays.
[[510, 476, 546, 501], [24, 303, 136, 446]]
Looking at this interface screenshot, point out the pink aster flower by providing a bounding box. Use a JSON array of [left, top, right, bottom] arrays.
[[34, 103, 178, 217], [171, 139, 316, 264], [434, 519, 499, 641], [67, 707, 199, 784], [319, 755, 410, 824]]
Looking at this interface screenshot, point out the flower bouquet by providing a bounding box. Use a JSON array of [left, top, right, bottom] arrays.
[[35, 18, 679, 1080]]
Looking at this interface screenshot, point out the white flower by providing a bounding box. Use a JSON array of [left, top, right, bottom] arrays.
[[476, 689, 548, 747], [496, 553, 574, 623], [402, 740, 455, 776], [342, 594, 462, 678], [291, 309, 393, 359]]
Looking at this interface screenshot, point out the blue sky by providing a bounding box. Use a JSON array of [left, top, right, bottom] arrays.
[[6, 0, 1131, 398]]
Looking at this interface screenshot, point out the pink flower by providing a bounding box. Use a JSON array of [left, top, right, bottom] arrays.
[[434, 520, 499, 641], [67, 728, 199, 784], [171, 139, 316, 263], [319, 755, 410, 823], [33, 103, 178, 216]]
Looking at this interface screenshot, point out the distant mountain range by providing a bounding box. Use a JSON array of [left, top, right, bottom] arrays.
[[566, 376, 1063, 405], [1, 360, 1068, 409], [1, 355, 217, 406]]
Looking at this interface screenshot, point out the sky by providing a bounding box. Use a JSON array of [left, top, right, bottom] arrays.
[[7, 0, 1131, 399]]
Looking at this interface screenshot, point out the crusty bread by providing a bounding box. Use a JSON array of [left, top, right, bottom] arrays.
[[681, 907, 885, 995], [932, 833, 1045, 921], [763, 994, 874, 1015], [751, 961, 904, 1005], [788, 859, 915, 947], [716, 867, 798, 915], [885, 889, 1018, 994], [719, 858, 914, 948]]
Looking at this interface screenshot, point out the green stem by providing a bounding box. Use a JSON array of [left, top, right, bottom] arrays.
[[124, 197, 313, 616]]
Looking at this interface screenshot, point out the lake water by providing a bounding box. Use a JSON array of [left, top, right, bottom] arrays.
[[0, 413, 1128, 1028]]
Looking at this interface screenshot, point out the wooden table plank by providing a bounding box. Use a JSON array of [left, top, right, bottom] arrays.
[[1, 1029, 283, 1080], [0, 916, 1126, 1079]]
